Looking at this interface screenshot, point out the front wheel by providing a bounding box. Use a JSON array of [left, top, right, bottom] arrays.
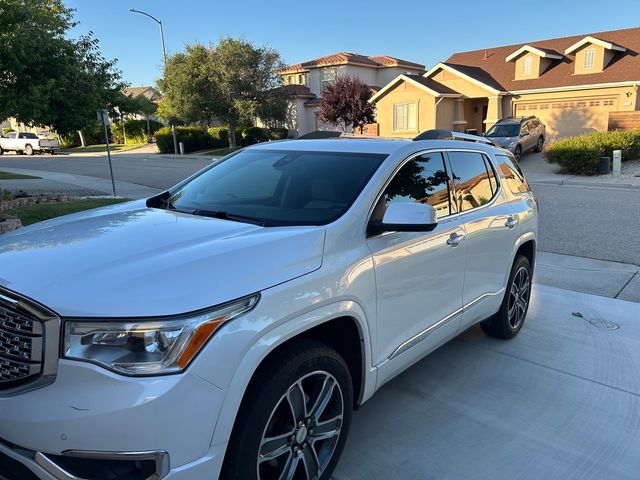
[[513, 144, 522, 161], [481, 254, 532, 339], [222, 341, 353, 480]]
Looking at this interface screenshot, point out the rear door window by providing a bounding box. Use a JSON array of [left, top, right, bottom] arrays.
[[447, 151, 497, 212], [496, 154, 531, 194]]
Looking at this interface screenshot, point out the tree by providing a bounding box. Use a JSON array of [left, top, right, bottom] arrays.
[[158, 38, 286, 148], [0, 0, 125, 135], [317, 76, 376, 133]]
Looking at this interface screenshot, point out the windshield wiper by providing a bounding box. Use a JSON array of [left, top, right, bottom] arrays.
[[191, 209, 267, 226]]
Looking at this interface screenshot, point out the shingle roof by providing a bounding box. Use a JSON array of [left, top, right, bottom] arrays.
[[280, 84, 316, 98], [279, 52, 425, 73], [123, 86, 153, 97], [443, 27, 640, 92], [406, 74, 460, 95]]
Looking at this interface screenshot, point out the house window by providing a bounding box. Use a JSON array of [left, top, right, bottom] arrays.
[[584, 48, 595, 69], [320, 68, 337, 91], [298, 74, 306, 85], [393, 103, 418, 131], [523, 55, 533, 76]]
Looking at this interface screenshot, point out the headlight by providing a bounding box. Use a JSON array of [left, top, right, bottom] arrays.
[[63, 294, 259, 376]]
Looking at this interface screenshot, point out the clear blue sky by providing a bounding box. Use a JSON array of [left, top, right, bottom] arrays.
[[66, 0, 639, 88]]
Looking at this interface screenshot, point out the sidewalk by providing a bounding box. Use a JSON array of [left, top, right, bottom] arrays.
[[521, 152, 640, 189], [534, 251, 639, 302], [0, 167, 160, 199]]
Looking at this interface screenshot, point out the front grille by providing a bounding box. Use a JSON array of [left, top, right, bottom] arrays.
[[0, 302, 43, 389]]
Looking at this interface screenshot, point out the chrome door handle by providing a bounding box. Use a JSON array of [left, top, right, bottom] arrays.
[[505, 217, 519, 229], [447, 233, 465, 247]]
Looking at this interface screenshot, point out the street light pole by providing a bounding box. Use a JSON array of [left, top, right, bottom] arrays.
[[129, 7, 179, 155]]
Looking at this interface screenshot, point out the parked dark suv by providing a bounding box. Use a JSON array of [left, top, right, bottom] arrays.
[[484, 116, 545, 160]]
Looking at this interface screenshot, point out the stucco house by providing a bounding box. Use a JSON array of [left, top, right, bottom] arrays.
[[122, 86, 166, 124], [278, 53, 424, 136], [370, 27, 640, 140]]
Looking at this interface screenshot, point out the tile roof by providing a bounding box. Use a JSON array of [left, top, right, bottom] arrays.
[[443, 27, 640, 92], [280, 84, 316, 97], [279, 52, 425, 73], [123, 86, 154, 97]]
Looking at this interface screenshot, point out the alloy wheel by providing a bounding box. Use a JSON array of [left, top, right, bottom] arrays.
[[508, 266, 530, 330], [257, 371, 344, 480]]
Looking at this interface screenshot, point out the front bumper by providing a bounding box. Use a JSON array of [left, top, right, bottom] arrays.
[[0, 360, 228, 479]]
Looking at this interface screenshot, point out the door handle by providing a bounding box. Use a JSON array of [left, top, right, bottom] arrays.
[[447, 233, 465, 247], [505, 216, 519, 229]]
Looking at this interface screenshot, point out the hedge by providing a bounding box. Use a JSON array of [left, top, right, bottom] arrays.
[[155, 126, 213, 153], [155, 126, 288, 153], [112, 119, 163, 145], [545, 129, 640, 175]]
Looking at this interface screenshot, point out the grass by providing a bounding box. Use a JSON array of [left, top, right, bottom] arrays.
[[0, 171, 41, 180], [5, 198, 129, 226], [61, 144, 145, 154]]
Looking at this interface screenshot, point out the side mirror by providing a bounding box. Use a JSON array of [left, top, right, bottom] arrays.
[[520, 131, 529, 137], [368, 202, 438, 235]]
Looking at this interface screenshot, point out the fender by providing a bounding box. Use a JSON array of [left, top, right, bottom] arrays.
[[208, 299, 376, 450]]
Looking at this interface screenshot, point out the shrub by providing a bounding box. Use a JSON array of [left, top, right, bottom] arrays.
[[1, 128, 15, 136], [59, 122, 105, 148], [545, 129, 640, 175], [242, 126, 269, 146], [112, 119, 163, 145], [155, 126, 213, 154], [208, 127, 229, 148], [268, 127, 289, 140]]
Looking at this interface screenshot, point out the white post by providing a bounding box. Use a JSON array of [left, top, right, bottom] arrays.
[[613, 149, 622, 177], [179, 142, 185, 155]]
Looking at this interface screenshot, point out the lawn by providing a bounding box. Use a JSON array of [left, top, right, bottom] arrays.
[[6, 198, 129, 226], [61, 144, 145, 154], [0, 171, 41, 180]]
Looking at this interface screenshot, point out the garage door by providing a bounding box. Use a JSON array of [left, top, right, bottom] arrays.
[[513, 96, 619, 140]]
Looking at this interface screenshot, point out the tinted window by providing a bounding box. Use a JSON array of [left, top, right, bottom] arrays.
[[485, 124, 519, 137], [496, 154, 530, 194], [18, 133, 38, 139], [448, 151, 497, 212], [373, 152, 451, 221], [169, 149, 386, 226]]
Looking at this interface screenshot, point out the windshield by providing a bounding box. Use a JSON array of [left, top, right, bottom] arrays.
[[167, 148, 387, 227], [485, 124, 520, 137]]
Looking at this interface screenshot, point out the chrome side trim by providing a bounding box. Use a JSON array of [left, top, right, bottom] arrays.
[[35, 452, 81, 480], [387, 290, 504, 360]]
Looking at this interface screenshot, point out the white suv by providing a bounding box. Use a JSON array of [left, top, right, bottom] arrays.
[[0, 133, 537, 480]]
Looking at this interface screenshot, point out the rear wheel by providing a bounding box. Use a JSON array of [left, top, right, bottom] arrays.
[[222, 340, 353, 480], [0, 146, 3, 155], [534, 136, 544, 153], [24, 145, 34, 156], [514, 145, 522, 161], [481, 255, 532, 339]]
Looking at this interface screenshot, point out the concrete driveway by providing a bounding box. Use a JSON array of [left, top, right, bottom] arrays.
[[335, 284, 640, 480]]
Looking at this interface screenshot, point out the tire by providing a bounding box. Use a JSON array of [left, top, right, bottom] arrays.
[[514, 145, 522, 161], [24, 145, 33, 156], [0, 146, 3, 155], [481, 255, 532, 339], [221, 340, 353, 480], [534, 136, 544, 153]]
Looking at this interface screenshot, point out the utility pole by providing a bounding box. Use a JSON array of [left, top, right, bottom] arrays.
[[129, 8, 179, 154]]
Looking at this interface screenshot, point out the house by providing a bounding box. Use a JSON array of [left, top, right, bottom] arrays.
[[122, 86, 165, 124], [370, 27, 640, 140], [277, 53, 425, 136]]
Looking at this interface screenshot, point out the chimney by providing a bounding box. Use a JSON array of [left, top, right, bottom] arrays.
[[483, 50, 489, 60]]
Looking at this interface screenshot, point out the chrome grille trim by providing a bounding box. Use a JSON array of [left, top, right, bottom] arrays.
[[0, 288, 60, 396]]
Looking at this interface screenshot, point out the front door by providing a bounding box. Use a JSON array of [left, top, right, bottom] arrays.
[[446, 150, 520, 331], [367, 151, 467, 386]]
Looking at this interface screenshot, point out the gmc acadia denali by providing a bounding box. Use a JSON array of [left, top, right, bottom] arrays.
[[0, 132, 537, 480]]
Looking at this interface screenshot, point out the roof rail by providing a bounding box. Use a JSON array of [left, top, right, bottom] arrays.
[[413, 129, 495, 146]]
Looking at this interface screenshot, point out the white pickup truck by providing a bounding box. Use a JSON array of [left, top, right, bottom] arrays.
[[0, 131, 60, 155]]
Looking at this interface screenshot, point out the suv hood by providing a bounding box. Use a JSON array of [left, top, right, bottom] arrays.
[[489, 136, 518, 149], [0, 201, 325, 317]]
